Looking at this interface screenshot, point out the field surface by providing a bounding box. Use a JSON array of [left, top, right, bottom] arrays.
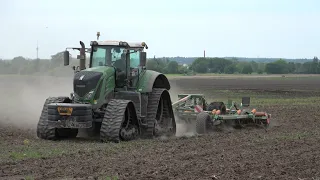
[[1, 75, 320, 180]]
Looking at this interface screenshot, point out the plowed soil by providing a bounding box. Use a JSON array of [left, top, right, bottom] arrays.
[[1, 75, 320, 180]]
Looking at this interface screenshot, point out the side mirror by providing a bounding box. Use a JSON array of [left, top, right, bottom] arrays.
[[64, 50, 70, 66], [139, 52, 147, 66]]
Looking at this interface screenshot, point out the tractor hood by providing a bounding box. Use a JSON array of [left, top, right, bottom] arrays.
[[73, 66, 114, 98]]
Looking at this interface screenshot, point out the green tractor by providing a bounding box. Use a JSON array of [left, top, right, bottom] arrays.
[[36, 33, 176, 143]]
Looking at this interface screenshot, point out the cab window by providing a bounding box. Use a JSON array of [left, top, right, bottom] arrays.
[[130, 50, 140, 68], [91, 48, 106, 67]]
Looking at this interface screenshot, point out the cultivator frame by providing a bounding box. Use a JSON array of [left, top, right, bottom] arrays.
[[172, 94, 271, 134], [172, 94, 206, 123]]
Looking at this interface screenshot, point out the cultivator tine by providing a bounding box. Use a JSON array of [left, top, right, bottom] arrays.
[[234, 102, 239, 110], [253, 111, 271, 130]]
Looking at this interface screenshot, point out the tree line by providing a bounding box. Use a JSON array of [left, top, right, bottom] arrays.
[[147, 56, 320, 74], [166, 56, 314, 65], [0, 51, 319, 76]]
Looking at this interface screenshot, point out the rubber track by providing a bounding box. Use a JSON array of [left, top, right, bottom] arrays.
[[36, 96, 69, 140], [160, 98, 174, 136], [143, 88, 166, 137], [100, 99, 132, 143]]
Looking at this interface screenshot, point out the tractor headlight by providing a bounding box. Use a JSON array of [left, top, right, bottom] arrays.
[[84, 90, 95, 99]]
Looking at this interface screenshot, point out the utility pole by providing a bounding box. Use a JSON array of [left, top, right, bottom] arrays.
[[36, 41, 39, 59]]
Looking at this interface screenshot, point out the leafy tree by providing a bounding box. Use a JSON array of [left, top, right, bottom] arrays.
[[235, 61, 249, 73], [209, 58, 233, 73], [146, 58, 167, 73], [166, 61, 179, 74], [242, 64, 253, 74], [178, 65, 188, 74], [257, 63, 266, 74], [224, 64, 237, 74], [265, 59, 289, 74], [192, 58, 209, 73], [302, 61, 318, 74], [194, 61, 208, 73], [287, 62, 296, 73], [250, 61, 259, 72], [313, 56, 319, 63]]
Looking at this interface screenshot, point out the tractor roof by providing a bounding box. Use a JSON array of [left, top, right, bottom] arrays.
[[91, 40, 146, 48]]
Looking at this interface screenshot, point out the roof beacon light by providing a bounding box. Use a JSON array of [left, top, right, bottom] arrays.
[[141, 42, 148, 49], [97, 32, 100, 40]]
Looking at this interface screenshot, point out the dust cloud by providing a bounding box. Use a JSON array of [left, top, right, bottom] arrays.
[[169, 80, 197, 137], [0, 75, 197, 138], [0, 76, 73, 131]]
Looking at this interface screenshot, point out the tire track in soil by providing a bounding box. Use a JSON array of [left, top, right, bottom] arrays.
[[1, 105, 320, 180]]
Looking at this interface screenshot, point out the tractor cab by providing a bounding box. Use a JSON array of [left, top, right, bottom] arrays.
[[89, 40, 148, 89], [63, 32, 148, 92]]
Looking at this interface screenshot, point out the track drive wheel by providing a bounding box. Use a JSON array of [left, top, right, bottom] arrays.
[[37, 96, 76, 140], [143, 88, 176, 138], [100, 99, 139, 143], [195, 112, 214, 134]]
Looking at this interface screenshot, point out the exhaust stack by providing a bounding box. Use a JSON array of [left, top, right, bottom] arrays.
[[79, 41, 86, 70]]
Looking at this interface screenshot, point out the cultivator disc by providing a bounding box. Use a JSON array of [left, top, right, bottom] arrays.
[[172, 94, 272, 133], [209, 107, 271, 129], [254, 111, 271, 127]]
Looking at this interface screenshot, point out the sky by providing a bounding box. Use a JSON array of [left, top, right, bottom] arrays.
[[0, 0, 319, 59]]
